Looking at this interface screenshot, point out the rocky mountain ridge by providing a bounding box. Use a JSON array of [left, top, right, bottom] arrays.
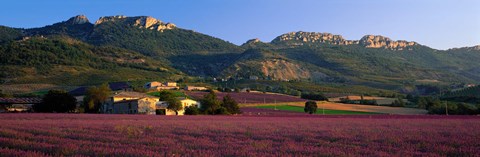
[[95, 15, 176, 32], [270, 31, 418, 50]]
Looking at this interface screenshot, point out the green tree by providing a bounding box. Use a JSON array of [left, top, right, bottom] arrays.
[[157, 90, 183, 115], [428, 101, 457, 115], [158, 90, 176, 101], [200, 90, 221, 114], [184, 106, 200, 115], [83, 84, 112, 113], [391, 97, 406, 107], [416, 97, 429, 109], [304, 101, 318, 114], [166, 97, 182, 115], [34, 90, 77, 113], [456, 103, 478, 115], [221, 94, 241, 114]]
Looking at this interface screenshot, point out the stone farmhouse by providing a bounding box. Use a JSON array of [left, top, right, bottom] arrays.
[[156, 98, 201, 115], [144, 81, 179, 90]]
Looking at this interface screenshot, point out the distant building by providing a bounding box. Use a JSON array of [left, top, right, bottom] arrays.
[[144, 81, 179, 90], [185, 86, 208, 91], [466, 84, 476, 88], [144, 81, 163, 89], [156, 98, 200, 115]]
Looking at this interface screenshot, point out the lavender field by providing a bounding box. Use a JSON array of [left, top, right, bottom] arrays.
[[1, 114, 480, 156]]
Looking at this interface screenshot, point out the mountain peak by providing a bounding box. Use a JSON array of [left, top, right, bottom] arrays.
[[67, 15, 90, 25], [359, 35, 416, 50], [94, 15, 176, 32]]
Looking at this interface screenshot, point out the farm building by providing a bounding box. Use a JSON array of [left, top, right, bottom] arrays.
[[105, 97, 159, 114], [144, 81, 179, 90], [156, 98, 201, 115], [185, 86, 208, 91], [101, 92, 159, 114]]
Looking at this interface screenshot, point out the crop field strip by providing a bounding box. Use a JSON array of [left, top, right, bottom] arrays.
[[254, 105, 380, 115], [0, 114, 479, 156]]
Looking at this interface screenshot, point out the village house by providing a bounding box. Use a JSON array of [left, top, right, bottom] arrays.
[[184, 86, 208, 91], [156, 97, 201, 115], [144, 81, 179, 90], [101, 92, 159, 114]]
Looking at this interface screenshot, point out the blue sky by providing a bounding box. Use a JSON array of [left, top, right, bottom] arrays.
[[1, 0, 479, 49]]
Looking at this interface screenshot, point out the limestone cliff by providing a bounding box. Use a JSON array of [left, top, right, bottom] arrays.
[[95, 15, 176, 32], [359, 35, 416, 50], [271, 31, 417, 50]]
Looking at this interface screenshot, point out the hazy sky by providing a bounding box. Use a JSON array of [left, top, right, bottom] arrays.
[[1, 0, 479, 49]]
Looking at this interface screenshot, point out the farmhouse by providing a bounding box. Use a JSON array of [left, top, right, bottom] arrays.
[[185, 86, 208, 91], [144, 81, 179, 90], [101, 92, 159, 114], [156, 98, 201, 115]]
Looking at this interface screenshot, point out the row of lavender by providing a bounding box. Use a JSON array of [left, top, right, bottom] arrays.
[[1, 114, 479, 156]]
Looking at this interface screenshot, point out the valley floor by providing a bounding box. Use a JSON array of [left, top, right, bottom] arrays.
[[0, 114, 479, 156]]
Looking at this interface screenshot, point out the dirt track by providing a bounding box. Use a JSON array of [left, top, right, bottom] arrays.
[[241, 101, 428, 115]]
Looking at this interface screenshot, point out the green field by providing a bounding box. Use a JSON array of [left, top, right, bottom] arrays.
[[256, 105, 380, 115]]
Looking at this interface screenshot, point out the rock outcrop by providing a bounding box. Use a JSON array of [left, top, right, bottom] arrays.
[[94, 15, 127, 25], [94, 15, 176, 32], [272, 31, 358, 46], [245, 38, 261, 44], [67, 15, 90, 25], [270, 31, 417, 50], [261, 59, 311, 81], [474, 45, 480, 51], [359, 35, 416, 50]]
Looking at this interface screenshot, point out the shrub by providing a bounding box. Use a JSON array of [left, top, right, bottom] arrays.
[[215, 107, 230, 115], [304, 101, 318, 114], [221, 94, 241, 114]]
